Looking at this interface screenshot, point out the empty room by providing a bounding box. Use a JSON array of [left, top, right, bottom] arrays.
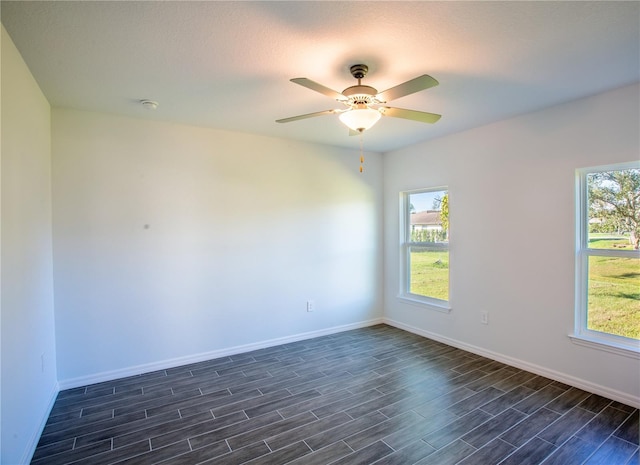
[[1, 2, 639, 464]]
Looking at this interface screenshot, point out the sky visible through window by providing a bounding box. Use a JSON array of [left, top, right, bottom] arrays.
[[410, 191, 444, 212]]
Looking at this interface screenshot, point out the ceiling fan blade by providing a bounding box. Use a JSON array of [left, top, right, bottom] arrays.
[[290, 78, 345, 100], [380, 107, 441, 124], [276, 109, 339, 123], [377, 75, 439, 102]]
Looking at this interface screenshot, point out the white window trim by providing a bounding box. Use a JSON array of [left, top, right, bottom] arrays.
[[398, 188, 451, 312], [569, 333, 639, 360], [396, 294, 452, 312], [573, 162, 640, 357]]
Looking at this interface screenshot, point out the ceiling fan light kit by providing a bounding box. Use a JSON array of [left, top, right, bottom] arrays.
[[339, 107, 382, 132]]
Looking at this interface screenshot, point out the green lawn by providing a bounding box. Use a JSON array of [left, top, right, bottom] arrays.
[[587, 236, 639, 340], [409, 248, 449, 301], [588, 233, 635, 251]]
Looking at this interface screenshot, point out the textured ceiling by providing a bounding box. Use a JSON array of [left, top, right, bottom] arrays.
[[2, 1, 639, 152]]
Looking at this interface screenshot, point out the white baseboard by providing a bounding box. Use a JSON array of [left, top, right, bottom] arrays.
[[384, 318, 640, 409], [22, 381, 59, 465], [58, 318, 384, 390]]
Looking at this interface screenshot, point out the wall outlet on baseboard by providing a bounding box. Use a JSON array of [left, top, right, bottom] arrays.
[[480, 311, 489, 325], [306, 300, 315, 312]]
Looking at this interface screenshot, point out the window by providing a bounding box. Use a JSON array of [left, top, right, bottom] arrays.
[[575, 163, 639, 354], [400, 188, 450, 309]]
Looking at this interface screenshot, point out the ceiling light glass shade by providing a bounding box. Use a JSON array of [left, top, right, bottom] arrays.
[[339, 108, 381, 132]]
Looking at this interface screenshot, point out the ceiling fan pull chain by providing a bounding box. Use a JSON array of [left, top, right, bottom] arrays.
[[359, 132, 365, 173]]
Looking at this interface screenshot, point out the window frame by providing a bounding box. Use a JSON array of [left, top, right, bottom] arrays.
[[398, 187, 451, 312], [573, 162, 640, 358]]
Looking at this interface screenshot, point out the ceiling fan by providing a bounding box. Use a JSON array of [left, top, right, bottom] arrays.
[[276, 64, 441, 133]]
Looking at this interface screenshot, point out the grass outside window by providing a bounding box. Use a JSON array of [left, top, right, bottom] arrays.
[[409, 248, 449, 302], [587, 236, 639, 340]]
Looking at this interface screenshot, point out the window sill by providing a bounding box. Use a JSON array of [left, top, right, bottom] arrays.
[[569, 334, 640, 360], [397, 294, 452, 313]]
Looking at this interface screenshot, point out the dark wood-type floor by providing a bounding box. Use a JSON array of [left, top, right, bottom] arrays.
[[32, 325, 639, 465]]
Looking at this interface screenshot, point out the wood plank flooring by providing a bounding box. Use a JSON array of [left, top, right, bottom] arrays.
[[32, 325, 639, 465]]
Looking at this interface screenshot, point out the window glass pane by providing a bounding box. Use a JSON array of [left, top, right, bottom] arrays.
[[587, 256, 640, 340], [409, 246, 449, 301], [587, 168, 639, 251], [403, 188, 450, 304], [408, 190, 448, 244]]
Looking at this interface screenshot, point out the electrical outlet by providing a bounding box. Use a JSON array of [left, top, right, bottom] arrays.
[[480, 311, 489, 325], [41, 353, 45, 373], [306, 300, 315, 312]]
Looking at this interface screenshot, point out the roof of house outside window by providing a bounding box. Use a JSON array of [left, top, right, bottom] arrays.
[[410, 210, 442, 226]]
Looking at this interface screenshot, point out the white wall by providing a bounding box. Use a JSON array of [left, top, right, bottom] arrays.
[[52, 109, 383, 384], [1, 26, 58, 464], [383, 83, 640, 406]]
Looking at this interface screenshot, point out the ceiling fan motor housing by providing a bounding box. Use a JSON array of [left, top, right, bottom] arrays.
[[342, 85, 379, 105], [344, 65, 381, 105]]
